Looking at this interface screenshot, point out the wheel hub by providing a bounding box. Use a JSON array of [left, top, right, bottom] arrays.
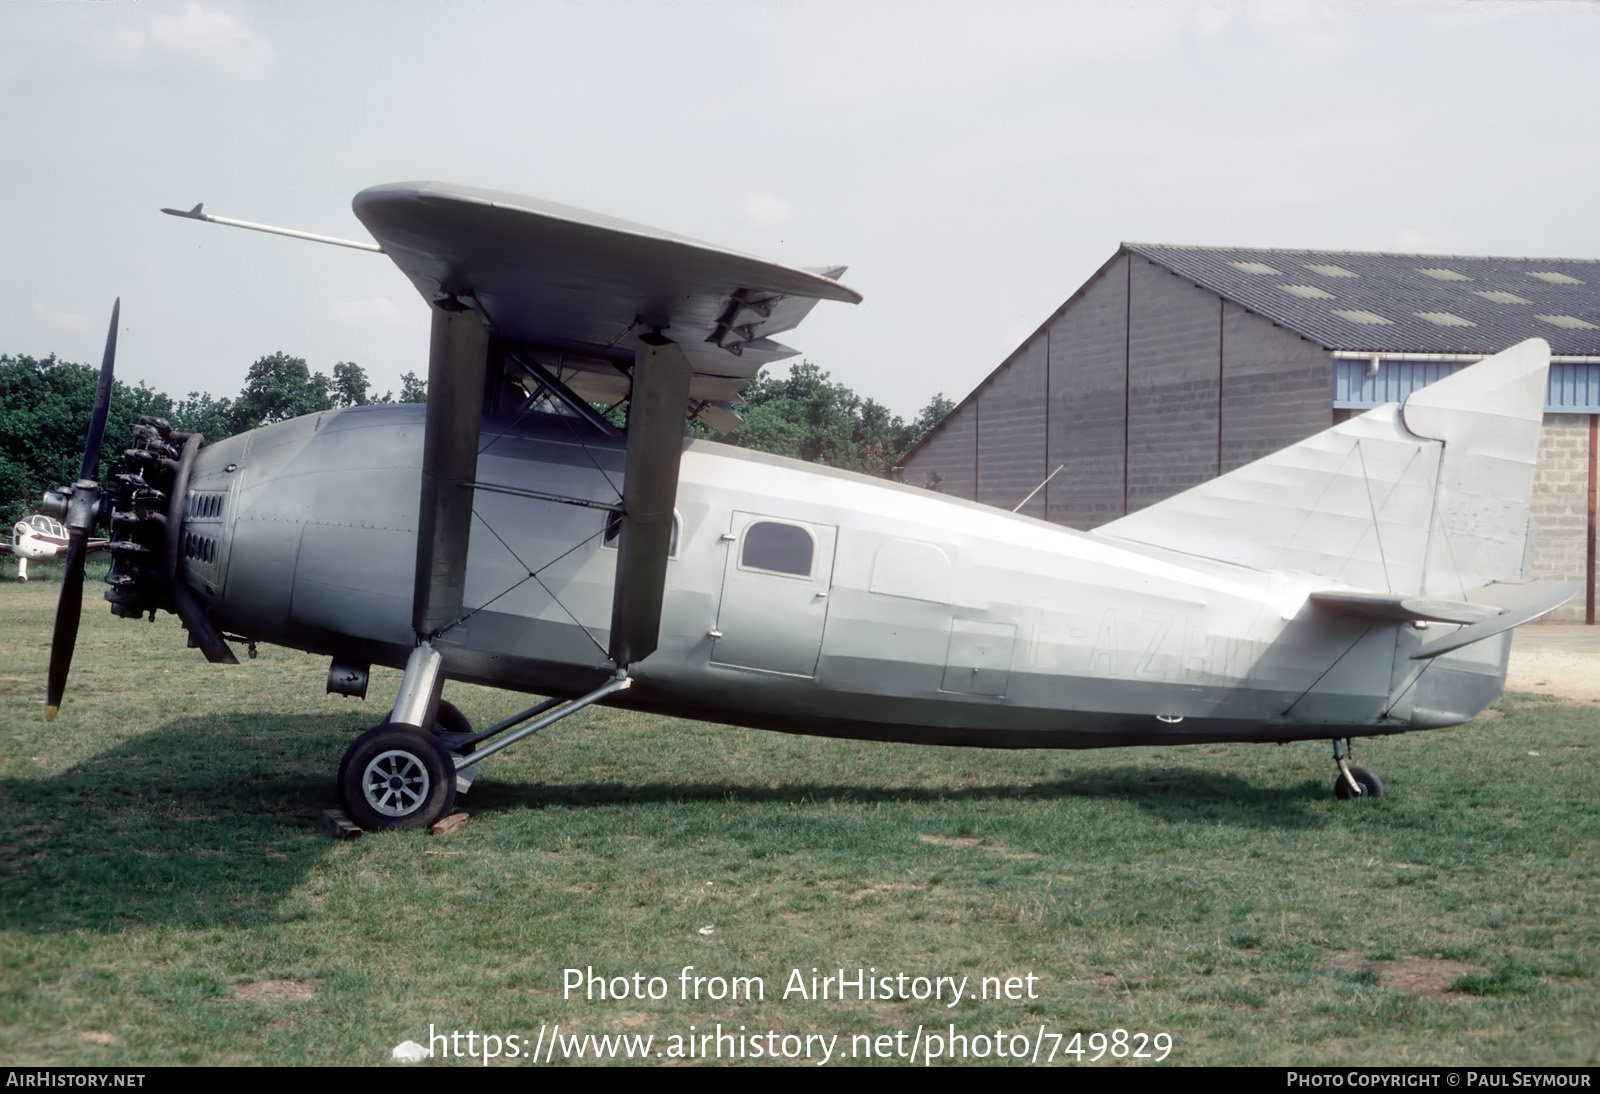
[[363, 749, 431, 817]]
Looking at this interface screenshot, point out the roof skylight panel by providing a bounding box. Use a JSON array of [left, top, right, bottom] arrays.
[[1230, 261, 1283, 276], [1535, 314, 1598, 330]]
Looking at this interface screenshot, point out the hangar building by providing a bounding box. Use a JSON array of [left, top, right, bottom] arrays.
[[900, 245, 1600, 623]]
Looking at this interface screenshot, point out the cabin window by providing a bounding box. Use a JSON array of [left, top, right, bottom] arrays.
[[740, 521, 814, 577], [602, 512, 680, 558]]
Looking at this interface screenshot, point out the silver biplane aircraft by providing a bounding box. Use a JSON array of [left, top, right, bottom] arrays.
[[38, 182, 1577, 830]]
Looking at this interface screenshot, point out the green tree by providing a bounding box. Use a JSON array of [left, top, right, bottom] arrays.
[[907, 393, 955, 448], [398, 371, 427, 403], [172, 391, 236, 442], [686, 361, 950, 479], [331, 361, 372, 407], [229, 352, 334, 433], [0, 354, 180, 526]]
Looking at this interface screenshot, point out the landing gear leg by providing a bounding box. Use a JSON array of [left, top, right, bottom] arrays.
[[15, 557, 27, 582], [336, 642, 454, 830], [1331, 738, 1382, 800], [390, 641, 444, 732], [335, 649, 634, 830]]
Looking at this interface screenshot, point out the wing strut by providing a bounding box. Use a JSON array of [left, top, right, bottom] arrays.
[[414, 301, 488, 640], [608, 335, 693, 666], [391, 301, 488, 731]]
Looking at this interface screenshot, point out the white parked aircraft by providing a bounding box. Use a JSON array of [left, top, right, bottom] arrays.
[[3, 514, 108, 581]]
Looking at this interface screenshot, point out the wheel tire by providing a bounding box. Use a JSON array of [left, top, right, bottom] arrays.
[[1334, 766, 1383, 800], [339, 725, 457, 830], [335, 701, 474, 801], [337, 720, 390, 791], [433, 699, 472, 738]]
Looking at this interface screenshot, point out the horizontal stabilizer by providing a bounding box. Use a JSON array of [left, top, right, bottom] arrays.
[[1411, 580, 1581, 659], [1309, 591, 1497, 625]]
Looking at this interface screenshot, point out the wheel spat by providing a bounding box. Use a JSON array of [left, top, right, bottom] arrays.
[[44, 299, 119, 721]]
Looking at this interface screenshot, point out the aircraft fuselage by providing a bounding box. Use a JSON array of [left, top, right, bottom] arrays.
[[171, 404, 1508, 748]]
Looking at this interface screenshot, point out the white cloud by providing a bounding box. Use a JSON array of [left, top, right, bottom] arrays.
[[738, 192, 794, 229], [772, 1, 1201, 105], [1389, 228, 1451, 254], [93, 4, 273, 80], [31, 302, 91, 335], [1244, 0, 1353, 61], [331, 296, 414, 327], [93, 23, 149, 69]]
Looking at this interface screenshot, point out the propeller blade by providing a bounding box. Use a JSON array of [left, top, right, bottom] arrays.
[[47, 298, 119, 720], [79, 299, 119, 482], [45, 533, 88, 721]]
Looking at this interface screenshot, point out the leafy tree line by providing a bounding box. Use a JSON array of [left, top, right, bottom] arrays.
[[2, 349, 950, 527], [0, 351, 425, 526], [687, 361, 953, 479]]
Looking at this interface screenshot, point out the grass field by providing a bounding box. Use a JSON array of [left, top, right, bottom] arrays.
[[1, 576, 1596, 1066]]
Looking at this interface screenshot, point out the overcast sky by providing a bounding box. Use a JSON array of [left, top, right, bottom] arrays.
[[3, 0, 1596, 418]]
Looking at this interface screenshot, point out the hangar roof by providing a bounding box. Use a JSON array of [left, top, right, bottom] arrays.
[[1127, 243, 1600, 356]]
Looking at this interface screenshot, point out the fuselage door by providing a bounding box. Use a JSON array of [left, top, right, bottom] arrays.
[[712, 512, 837, 677]]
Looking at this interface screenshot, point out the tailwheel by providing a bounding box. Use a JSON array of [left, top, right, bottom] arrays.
[[339, 725, 457, 830], [1331, 738, 1382, 800]]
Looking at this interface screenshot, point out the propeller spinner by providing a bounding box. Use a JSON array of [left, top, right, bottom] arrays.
[[42, 299, 119, 720]]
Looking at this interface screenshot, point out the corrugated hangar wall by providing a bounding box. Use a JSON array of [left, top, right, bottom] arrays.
[[903, 254, 1332, 527], [977, 335, 1047, 519], [903, 249, 1597, 623], [1046, 252, 1129, 526]]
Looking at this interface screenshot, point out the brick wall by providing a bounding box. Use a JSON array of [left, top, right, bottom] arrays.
[[1530, 413, 1594, 623]]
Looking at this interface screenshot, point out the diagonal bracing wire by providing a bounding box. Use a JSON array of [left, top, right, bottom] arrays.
[[428, 508, 613, 661], [474, 354, 628, 506]]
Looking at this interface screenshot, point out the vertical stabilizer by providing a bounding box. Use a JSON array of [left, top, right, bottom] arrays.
[[1095, 339, 1552, 595]]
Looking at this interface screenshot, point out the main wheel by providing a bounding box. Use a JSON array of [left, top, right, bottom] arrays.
[[339, 725, 457, 830], [1334, 766, 1383, 800], [338, 701, 474, 787]]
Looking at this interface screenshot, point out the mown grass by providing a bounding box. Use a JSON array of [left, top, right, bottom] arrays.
[[1, 579, 1596, 1066]]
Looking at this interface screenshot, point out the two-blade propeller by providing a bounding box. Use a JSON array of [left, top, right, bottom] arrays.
[[43, 299, 119, 721]]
